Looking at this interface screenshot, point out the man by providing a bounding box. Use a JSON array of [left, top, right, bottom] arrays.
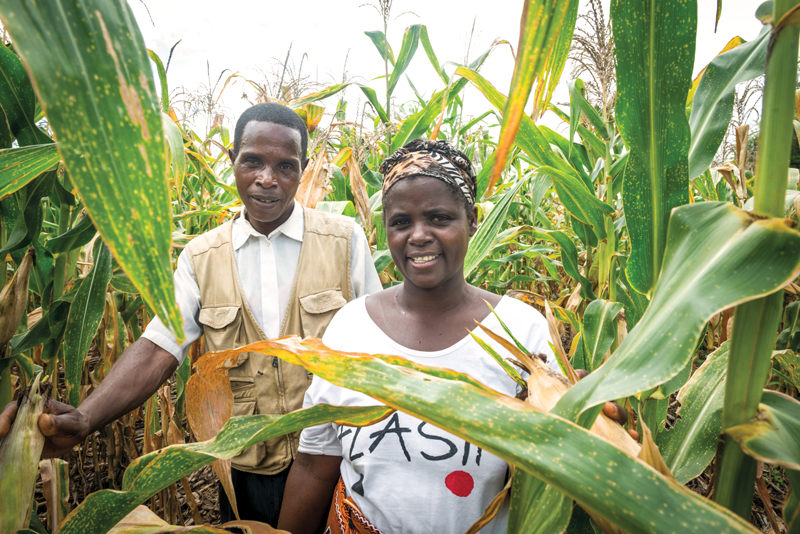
[[0, 103, 382, 526]]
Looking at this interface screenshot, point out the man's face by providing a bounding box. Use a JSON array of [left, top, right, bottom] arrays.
[[229, 121, 308, 235]]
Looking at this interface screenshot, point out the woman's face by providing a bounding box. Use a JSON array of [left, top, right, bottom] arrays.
[[384, 176, 478, 290]]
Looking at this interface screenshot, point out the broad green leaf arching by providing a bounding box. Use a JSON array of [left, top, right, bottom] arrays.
[[63, 240, 113, 407], [688, 28, 769, 178], [0, 145, 60, 200], [553, 202, 800, 427], [659, 341, 730, 484], [57, 405, 392, 534], [612, 0, 696, 296], [0, 0, 185, 342], [725, 390, 800, 470], [238, 337, 758, 534]]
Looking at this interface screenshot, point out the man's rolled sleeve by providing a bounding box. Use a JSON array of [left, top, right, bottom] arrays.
[[142, 251, 204, 364], [350, 224, 383, 298]]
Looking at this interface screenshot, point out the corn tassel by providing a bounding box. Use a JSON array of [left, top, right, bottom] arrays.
[[0, 373, 49, 533], [0, 247, 35, 356]]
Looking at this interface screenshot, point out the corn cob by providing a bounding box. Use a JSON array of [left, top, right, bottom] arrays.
[[0, 373, 49, 534], [0, 247, 35, 357]]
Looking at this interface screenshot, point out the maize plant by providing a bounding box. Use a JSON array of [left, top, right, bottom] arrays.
[[0, 0, 798, 532]]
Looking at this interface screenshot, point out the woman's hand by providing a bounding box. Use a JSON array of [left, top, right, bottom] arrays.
[[574, 368, 640, 441]]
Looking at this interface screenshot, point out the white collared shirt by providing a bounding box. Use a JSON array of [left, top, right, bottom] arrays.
[[143, 201, 382, 363]]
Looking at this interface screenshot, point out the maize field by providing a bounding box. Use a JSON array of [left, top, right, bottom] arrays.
[[0, 0, 799, 532]]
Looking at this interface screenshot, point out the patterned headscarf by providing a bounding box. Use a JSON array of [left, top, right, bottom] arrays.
[[379, 139, 477, 205]]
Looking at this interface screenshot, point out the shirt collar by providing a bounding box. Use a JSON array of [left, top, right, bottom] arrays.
[[232, 200, 305, 250]]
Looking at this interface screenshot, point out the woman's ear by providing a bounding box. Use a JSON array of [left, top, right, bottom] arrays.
[[468, 204, 479, 237]]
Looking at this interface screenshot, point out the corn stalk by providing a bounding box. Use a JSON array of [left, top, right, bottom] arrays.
[[715, 0, 800, 516]]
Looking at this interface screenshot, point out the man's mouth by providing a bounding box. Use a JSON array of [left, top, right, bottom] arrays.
[[252, 196, 280, 206], [410, 254, 440, 264]]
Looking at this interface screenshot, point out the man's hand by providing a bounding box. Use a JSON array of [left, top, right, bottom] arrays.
[[575, 368, 640, 441], [0, 338, 179, 459], [0, 398, 90, 458]]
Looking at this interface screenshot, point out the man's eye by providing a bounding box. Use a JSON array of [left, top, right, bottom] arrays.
[[432, 215, 451, 222]]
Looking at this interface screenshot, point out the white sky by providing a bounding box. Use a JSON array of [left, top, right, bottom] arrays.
[[129, 0, 766, 136]]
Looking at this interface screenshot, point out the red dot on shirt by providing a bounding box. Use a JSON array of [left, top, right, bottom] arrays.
[[445, 470, 474, 497]]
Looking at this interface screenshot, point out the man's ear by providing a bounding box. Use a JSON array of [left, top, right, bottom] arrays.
[[301, 158, 310, 172], [468, 204, 479, 237], [227, 148, 237, 164]]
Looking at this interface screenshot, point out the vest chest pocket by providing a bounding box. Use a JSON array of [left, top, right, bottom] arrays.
[[298, 288, 348, 339], [198, 305, 242, 352]]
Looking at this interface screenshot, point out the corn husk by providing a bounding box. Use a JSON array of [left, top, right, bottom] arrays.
[[0, 247, 35, 355], [0, 373, 48, 533], [525, 357, 641, 458]]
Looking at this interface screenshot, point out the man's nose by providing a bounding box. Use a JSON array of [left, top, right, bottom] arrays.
[[254, 167, 277, 187]]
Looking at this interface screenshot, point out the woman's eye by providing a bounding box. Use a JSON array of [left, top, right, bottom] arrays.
[[391, 219, 410, 227]]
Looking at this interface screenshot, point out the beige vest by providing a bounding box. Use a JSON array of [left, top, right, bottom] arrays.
[[185, 207, 354, 474]]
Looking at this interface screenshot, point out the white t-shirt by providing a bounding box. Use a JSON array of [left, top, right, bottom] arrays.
[[298, 295, 557, 534]]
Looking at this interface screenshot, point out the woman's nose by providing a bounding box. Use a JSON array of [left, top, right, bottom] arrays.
[[408, 223, 433, 245]]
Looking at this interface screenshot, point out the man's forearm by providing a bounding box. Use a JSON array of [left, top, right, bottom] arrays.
[[78, 337, 179, 434]]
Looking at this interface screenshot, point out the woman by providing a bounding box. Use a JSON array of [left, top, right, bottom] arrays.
[[278, 140, 625, 534]]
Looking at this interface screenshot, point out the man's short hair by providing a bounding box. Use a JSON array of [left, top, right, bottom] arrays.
[[232, 103, 308, 160]]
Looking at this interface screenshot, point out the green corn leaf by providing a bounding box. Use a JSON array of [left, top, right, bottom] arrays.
[[490, 0, 576, 195], [242, 338, 758, 534], [688, 27, 768, 178], [0, 44, 49, 147], [725, 390, 800, 470], [530, 0, 579, 119], [357, 84, 390, 124], [658, 341, 730, 484], [553, 202, 800, 430], [508, 473, 571, 534], [45, 215, 96, 255], [536, 229, 596, 301], [581, 299, 623, 371], [56, 405, 392, 534], [537, 166, 614, 241], [288, 83, 350, 109], [475, 152, 497, 201], [387, 24, 422, 96], [419, 26, 447, 84], [162, 113, 185, 196], [567, 79, 608, 139], [613, 0, 696, 296], [715, 0, 723, 30], [457, 67, 612, 240], [63, 239, 113, 407], [0, 145, 60, 200], [390, 40, 498, 153], [0, 0, 185, 342], [365, 30, 396, 66], [372, 249, 393, 274], [146, 49, 168, 114], [0, 172, 53, 256], [109, 273, 139, 294], [469, 332, 527, 389], [464, 179, 525, 276]]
